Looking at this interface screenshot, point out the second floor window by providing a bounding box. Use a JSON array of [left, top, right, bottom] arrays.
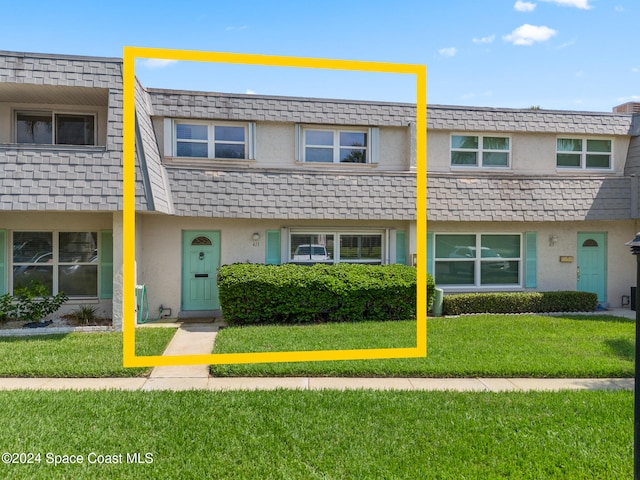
[[556, 138, 612, 169], [173, 121, 253, 160], [451, 135, 510, 167], [303, 128, 369, 164], [16, 111, 95, 146]]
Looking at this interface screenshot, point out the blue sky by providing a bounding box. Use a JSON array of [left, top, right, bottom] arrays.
[[2, 0, 637, 111]]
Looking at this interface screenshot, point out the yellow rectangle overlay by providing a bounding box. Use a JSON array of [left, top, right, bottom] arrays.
[[122, 46, 426, 367]]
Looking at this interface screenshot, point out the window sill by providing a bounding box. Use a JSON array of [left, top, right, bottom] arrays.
[[164, 156, 257, 168], [0, 143, 106, 153], [65, 297, 102, 304], [438, 286, 523, 293], [555, 167, 615, 174], [450, 165, 511, 171], [295, 161, 378, 169]]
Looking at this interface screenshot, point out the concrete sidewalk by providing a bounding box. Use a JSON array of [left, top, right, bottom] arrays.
[[0, 376, 632, 392]]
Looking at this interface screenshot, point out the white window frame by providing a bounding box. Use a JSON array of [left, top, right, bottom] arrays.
[[287, 229, 388, 264], [450, 133, 511, 169], [433, 233, 522, 290], [556, 137, 613, 171], [297, 126, 379, 164], [11, 231, 99, 298], [167, 119, 256, 160], [14, 110, 97, 146]]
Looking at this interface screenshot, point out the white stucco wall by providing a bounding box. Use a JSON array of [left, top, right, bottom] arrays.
[[427, 131, 629, 175], [428, 220, 637, 307], [137, 215, 412, 318], [154, 118, 410, 171]]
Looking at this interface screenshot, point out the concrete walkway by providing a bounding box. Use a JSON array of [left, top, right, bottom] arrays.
[[0, 309, 636, 392], [143, 323, 218, 391], [0, 376, 632, 392]]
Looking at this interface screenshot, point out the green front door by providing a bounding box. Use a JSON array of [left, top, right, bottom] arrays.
[[577, 232, 606, 303], [182, 231, 220, 311]]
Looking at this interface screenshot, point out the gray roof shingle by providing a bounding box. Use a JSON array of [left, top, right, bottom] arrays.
[[0, 51, 153, 212], [135, 80, 173, 214], [427, 174, 632, 222], [166, 168, 416, 220], [148, 88, 635, 135]]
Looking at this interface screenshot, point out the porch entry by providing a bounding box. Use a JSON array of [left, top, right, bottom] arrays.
[[576, 232, 606, 303], [181, 231, 221, 311]]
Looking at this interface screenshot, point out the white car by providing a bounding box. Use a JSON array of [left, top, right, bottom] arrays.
[[292, 244, 332, 262], [450, 246, 510, 271]]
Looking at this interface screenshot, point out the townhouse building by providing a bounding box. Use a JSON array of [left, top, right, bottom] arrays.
[[0, 50, 638, 329]]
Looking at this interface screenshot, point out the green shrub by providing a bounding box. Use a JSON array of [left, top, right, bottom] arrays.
[[218, 263, 417, 325], [442, 291, 598, 315], [62, 305, 100, 326], [1, 281, 69, 322]]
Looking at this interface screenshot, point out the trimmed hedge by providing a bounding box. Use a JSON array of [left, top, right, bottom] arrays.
[[442, 291, 598, 315], [218, 263, 426, 325]]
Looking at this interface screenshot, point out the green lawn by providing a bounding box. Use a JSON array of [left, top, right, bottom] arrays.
[[211, 314, 635, 377], [0, 328, 176, 377], [0, 389, 630, 479]]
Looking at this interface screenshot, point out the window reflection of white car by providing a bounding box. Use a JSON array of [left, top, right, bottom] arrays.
[[450, 246, 510, 272], [292, 244, 331, 262]]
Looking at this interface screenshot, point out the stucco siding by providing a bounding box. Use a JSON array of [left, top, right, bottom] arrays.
[[429, 220, 636, 307]]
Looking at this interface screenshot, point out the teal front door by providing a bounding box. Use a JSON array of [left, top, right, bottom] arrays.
[[577, 232, 606, 303], [182, 231, 220, 311]]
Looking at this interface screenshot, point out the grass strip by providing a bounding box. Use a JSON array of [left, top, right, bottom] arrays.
[[0, 389, 630, 479], [0, 328, 176, 377], [211, 314, 634, 377]]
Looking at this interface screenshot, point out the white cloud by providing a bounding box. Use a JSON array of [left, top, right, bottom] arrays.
[[503, 24, 557, 46], [632, 67, 639, 73], [555, 39, 576, 49], [472, 35, 495, 44], [514, 1, 537, 12], [575, 70, 584, 77], [617, 95, 640, 102], [245, 89, 256, 94], [438, 47, 457, 57], [142, 59, 177, 69], [615, 6, 625, 12], [225, 25, 248, 31], [539, 0, 592, 9]]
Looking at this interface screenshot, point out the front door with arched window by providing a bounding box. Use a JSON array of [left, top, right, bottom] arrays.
[[577, 232, 606, 303], [181, 231, 221, 311]]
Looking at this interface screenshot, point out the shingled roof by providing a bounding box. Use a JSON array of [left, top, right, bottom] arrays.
[[147, 88, 635, 135], [0, 52, 130, 211], [134, 79, 173, 214], [427, 174, 633, 222], [1, 50, 638, 217], [428, 105, 633, 135], [167, 168, 416, 220]]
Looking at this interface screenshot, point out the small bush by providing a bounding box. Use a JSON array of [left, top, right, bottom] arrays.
[[0, 293, 12, 323], [218, 263, 418, 325], [62, 305, 100, 326], [442, 291, 598, 315], [0, 281, 68, 322]]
